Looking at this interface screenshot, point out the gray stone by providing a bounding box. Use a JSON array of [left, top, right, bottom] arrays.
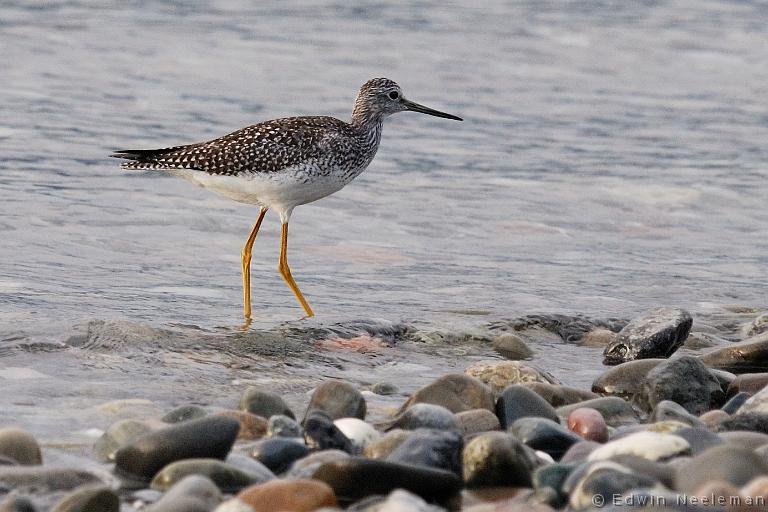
[[386, 403, 460, 432], [592, 359, 664, 399], [93, 419, 158, 462], [239, 387, 295, 419], [285, 449, 350, 479], [736, 381, 768, 415], [455, 409, 501, 435], [602, 307, 692, 365], [0, 467, 103, 493], [162, 405, 207, 424], [672, 427, 724, 455], [465, 361, 559, 396], [115, 416, 240, 480], [249, 437, 309, 474], [492, 333, 533, 360], [0, 496, 36, 512], [362, 429, 410, 459], [266, 415, 302, 438], [650, 400, 704, 428], [524, 382, 599, 407], [304, 380, 366, 421], [0, 428, 41, 466], [719, 430, 768, 450], [370, 382, 399, 396], [495, 385, 559, 429], [509, 417, 582, 460], [399, 374, 494, 413], [674, 445, 768, 493], [145, 475, 222, 512], [721, 391, 751, 414], [637, 355, 725, 415], [151, 458, 272, 493], [303, 410, 353, 453], [565, 461, 660, 510], [557, 397, 639, 427], [50, 486, 119, 512], [700, 332, 768, 373], [311, 457, 462, 505], [386, 429, 463, 475], [462, 432, 540, 487]]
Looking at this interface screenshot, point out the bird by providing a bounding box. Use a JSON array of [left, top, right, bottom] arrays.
[[112, 78, 462, 323]]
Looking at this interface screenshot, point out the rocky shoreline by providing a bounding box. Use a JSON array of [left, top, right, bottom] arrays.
[[1, 307, 768, 511]]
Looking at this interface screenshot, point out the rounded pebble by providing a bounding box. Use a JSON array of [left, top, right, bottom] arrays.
[[0, 428, 42, 466], [239, 387, 295, 419], [304, 380, 366, 421], [567, 407, 608, 443]]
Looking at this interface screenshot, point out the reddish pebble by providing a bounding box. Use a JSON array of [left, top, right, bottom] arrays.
[[700, 409, 730, 429], [567, 407, 608, 443], [741, 475, 768, 500], [213, 410, 268, 440], [237, 479, 337, 512]]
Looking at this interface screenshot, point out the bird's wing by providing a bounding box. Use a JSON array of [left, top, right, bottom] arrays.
[[112, 116, 351, 176]]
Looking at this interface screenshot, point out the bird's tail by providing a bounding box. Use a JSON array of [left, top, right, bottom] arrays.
[[111, 145, 190, 170]]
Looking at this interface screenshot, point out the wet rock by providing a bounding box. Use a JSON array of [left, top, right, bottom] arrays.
[[387, 403, 460, 432], [719, 430, 768, 449], [455, 409, 501, 435], [532, 463, 575, 507], [726, 372, 768, 398], [311, 457, 462, 505], [675, 445, 768, 493], [267, 414, 302, 438], [359, 489, 444, 512], [400, 374, 494, 413], [591, 359, 664, 399], [580, 328, 617, 347], [566, 407, 609, 443], [362, 430, 410, 459], [715, 412, 768, 435], [249, 437, 309, 474], [236, 479, 336, 511], [115, 416, 240, 480], [162, 404, 207, 424], [637, 355, 725, 415], [700, 332, 768, 373], [495, 385, 559, 428], [588, 431, 690, 461], [465, 362, 558, 396], [524, 383, 599, 407], [462, 432, 540, 487], [746, 313, 768, 337], [370, 382, 398, 396], [304, 411, 353, 453], [285, 449, 350, 479], [736, 383, 768, 415], [304, 380, 366, 422], [721, 391, 751, 414], [50, 485, 119, 512], [333, 418, 379, 452], [567, 439, 612, 463], [0, 496, 36, 512], [239, 387, 295, 419], [671, 427, 724, 455], [151, 458, 272, 493], [213, 411, 268, 441], [145, 475, 222, 512], [492, 333, 533, 360], [650, 400, 705, 428], [0, 467, 103, 493], [386, 429, 463, 474], [565, 461, 660, 510], [602, 307, 692, 365], [509, 417, 582, 460], [93, 419, 160, 462], [0, 428, 41, 466], [557, 397, 639, 427]]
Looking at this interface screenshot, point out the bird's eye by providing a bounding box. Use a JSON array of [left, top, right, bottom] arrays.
[[388, 91, 399, 100]]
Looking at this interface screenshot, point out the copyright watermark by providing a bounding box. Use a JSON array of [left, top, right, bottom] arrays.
[[588, 493, 767, 508]]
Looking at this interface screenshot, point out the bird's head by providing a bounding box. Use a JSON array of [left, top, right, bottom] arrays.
[[352, 77, 462, 125]]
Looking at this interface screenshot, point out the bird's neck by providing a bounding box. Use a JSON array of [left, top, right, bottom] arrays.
[[350, 111, 384, 152]]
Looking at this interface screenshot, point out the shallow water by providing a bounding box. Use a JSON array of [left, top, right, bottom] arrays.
[[1, 0, 767, 441]]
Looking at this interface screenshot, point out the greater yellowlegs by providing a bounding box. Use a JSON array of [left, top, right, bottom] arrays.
[[112, 78, 462, 321]]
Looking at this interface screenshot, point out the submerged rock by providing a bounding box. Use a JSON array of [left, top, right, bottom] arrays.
[[239, 387, 295, 420], [304, 380, 366, 421], [0, 428, 42, 466], [602, 307, 692, 365], [115, 416, 240, 480], [699, 332, 768, 373]]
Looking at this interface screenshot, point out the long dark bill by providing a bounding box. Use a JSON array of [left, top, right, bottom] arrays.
[[402, 98, 463, 121]]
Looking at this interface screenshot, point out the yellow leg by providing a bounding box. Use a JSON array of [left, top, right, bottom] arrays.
[[241, 208, 267, 321], [278, 222, 314, 317]]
